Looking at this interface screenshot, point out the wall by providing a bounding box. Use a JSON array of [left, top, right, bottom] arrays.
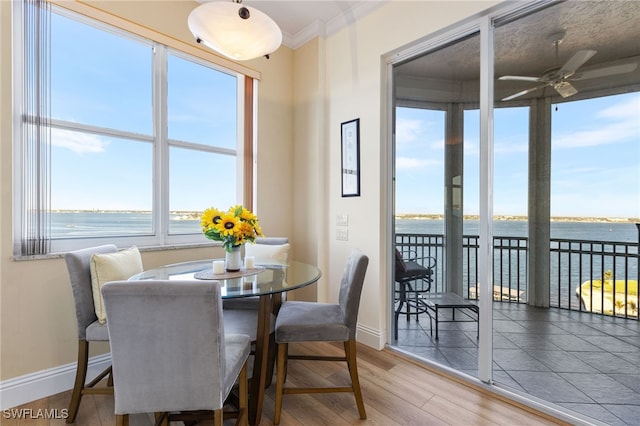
[[0, 0, 296, 387], [291, 37, 326, 302]]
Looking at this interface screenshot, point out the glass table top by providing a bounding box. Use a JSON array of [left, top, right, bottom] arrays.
[[129, 259, 321, 299]]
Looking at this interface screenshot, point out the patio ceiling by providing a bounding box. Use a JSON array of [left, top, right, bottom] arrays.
[[394, 1, 640, 104]]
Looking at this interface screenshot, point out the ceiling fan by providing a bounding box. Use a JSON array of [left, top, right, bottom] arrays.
[[499, 31, 638, 101]]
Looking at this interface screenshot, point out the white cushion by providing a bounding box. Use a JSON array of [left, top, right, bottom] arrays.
[[90, 246, 143, 324], [245, 243, 290, 265]]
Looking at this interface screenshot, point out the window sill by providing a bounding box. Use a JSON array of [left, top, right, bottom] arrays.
[[12, 241, 219, 262]]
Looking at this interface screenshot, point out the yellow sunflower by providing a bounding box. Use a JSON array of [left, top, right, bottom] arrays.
[[238, 206, 257, 222], [201, 205, 264, 252], [201, 207, 224, 230], [216, 213, 239, 237]]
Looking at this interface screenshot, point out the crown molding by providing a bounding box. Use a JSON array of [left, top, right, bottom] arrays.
[[286, 1, 388, 50]]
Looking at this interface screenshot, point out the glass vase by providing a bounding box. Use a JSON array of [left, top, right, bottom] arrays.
[[225, 246, 242, 272]]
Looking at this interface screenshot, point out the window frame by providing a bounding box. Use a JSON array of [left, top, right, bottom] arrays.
[[13, 2, 254, 256]]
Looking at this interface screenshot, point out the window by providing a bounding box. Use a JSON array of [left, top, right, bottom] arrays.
[[14, 1, 251, 255]]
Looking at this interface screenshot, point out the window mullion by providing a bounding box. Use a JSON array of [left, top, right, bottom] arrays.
[[154, 44, 169, 243]]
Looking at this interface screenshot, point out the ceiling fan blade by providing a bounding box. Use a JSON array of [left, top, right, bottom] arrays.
[[553, 81, 578, 98], [498, 75, 541, 82], [559, 50, 597, 76], [501, 83, 548, 101], [572, 62, 638, 80]]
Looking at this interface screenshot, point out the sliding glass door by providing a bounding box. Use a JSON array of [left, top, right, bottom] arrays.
[[390, 1, 639, 424]]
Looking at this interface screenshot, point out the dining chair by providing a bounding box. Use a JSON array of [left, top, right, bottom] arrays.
[[222, 237, 290, 311], [64, 244, 118, 423], [222, 237, 290, 388], [101, 279, 250, 426], [273, 249, 369, 424]]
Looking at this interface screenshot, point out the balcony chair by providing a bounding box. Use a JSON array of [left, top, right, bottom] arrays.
[[394, 248, 435, 340], [273, 249, 369, 425], [64, 244, 122, 423], [101, 279, 250, 426]]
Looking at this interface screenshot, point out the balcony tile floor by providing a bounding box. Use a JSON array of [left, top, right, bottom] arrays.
[[393, 302, 640, 426]]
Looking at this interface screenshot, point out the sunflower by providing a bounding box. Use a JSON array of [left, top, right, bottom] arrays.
[[201, 207, 224, 230], [237, 206, 257, 222], [200, 205, 264, 252], [216, 213, 239, 237]]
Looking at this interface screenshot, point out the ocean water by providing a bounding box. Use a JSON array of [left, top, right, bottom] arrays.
[[52, 212, 640, 242], [51, 211, 200, 237], [395, 218, 639, 310], [51, 212, 638, 309], [395, 218, 640, 243]]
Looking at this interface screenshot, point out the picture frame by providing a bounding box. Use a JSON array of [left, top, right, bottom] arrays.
[[341, 118, 360, 197]]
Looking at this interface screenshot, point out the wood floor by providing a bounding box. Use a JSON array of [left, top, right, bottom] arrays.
[[3, 342, 568, 425]]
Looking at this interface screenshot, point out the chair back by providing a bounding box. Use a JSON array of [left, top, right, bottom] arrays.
[[255, 237, 289, 245], [102, 279, 231, 415], [65, 244, 118, 339], [245, 237, 290, 266], [338, 249, 369, 339]]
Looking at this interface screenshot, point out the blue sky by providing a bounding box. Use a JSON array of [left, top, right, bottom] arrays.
[[395, 92, 640, 219], [50, 11, 238, 212], [48, 10, 639, 219]]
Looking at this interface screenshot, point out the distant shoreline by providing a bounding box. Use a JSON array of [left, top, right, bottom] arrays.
[[396, 213, 640, 223], [50, 210, 639, 223]]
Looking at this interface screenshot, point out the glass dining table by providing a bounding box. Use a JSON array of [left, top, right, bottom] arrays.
[[129, 259, 321, 426]]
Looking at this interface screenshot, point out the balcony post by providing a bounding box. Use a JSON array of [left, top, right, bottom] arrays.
[[444, 103, 464, 295], [527, 97, 551, 307]]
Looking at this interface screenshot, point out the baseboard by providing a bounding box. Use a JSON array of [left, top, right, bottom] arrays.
[[0, 353, 111, 410], [357, 323, 385, 350]]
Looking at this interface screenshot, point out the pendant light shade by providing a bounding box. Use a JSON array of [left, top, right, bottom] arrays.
[[188, 1, 282, 61]]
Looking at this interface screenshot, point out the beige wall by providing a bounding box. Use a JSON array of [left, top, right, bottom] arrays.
[[0, 0, 297, 381], [1, 0, 500, 387]]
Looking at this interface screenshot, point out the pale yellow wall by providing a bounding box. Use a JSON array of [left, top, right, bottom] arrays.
[[254, 42, 295, 240], [0, 0, 295, 381], [290, 37, 326, 302]]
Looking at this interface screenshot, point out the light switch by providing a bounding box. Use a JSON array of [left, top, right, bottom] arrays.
[[336, 214, 349, 226]]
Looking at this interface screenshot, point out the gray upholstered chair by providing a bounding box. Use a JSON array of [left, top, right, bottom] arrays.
[[101, 279, 250, 426], [273, 249, 369, 424], [222, 237, 290, 387], [64, 244, 118, 423], [222, 237, 290, 311]]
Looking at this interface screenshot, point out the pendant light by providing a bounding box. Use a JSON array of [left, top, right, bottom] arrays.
[[188, 0, 282, 61]]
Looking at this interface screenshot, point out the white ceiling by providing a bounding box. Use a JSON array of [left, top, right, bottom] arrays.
[[217, 1, 387, 48]]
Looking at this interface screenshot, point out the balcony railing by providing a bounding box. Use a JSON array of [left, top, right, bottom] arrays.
[[395, 233, 639, 320]]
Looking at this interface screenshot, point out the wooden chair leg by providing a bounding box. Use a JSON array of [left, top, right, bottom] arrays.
[[238, 362, 248, 426], [213, 409, 223, 426], [153, 412, 169, 426], [344, 339, 366, 420], [273, 343, 288, 425], [66, 340, 89, 423], [116, 414, 129, 426]]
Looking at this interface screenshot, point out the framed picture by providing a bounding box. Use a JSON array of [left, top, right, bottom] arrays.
[[341, 118, 360, 197]]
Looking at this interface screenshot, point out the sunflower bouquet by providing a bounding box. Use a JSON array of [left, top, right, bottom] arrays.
[[201, 205, 264, 253]]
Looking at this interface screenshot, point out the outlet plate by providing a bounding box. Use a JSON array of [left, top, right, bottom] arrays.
[[336, 228, 348, 241]]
